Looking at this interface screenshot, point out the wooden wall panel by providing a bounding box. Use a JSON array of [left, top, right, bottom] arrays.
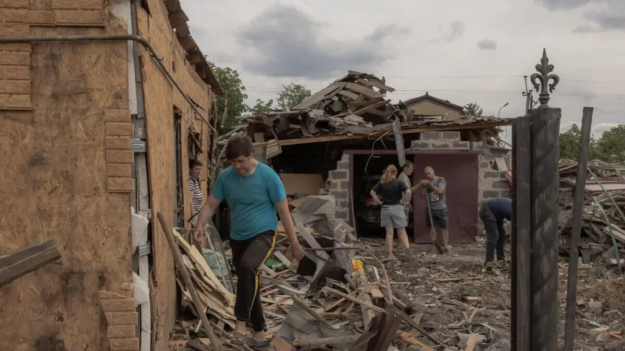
[[0, 21, 132, 351], [136, 0, 212, 349]]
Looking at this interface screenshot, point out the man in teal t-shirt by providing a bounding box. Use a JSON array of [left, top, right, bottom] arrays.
[[193, 136, 304, 346]]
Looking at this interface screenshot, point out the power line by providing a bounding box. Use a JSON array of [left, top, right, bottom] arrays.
[[238, 71, 625, 85]]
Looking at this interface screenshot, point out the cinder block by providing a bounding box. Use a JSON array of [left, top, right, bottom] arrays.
[[105, 110, 131, 122], [106, 123, 134, 137], [51, 0, 81, 9], [480, 161, 491, 169], [107, 177, 134, 193], [106, 137, 131, 150], [483, 171, 501, 179], [108, 312, 138, 325], [106, 150, 134, 164], [441, 131, 461, 141], [0, 81, 30, 94], [0, 0, 29, 8], [107, 164, 132, 177], [108, 325, 136, 338], [336, 211, 348, 220], [54, 9, 104, 25], [81, 0, 103, 9], [493, 180, 510, 190], [4, 66, 30, 80], [451, 141, 470, 149], [470, 141, 484, 150], [337, 159, 349, 170], [0, 52, 31, 65], [420, 132, 441, 140], [109, 338, 139, 351], [329, 170, 347, 180], [0, 94, 31, 109], [482, 190, 499, 199], [411, 141, 430, 149], [101, 298, 135, 312], [337, 181, 348, 190], [429, 142, 450, 149], [332, 191, 348, 200], [0, 24, 30, 38]]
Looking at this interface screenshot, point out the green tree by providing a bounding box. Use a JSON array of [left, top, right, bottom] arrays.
[[249, 99, 275, 115], [208, 62, 248, 133], [277, 83, 311, 110], [463, 103, 483, 117], [560, 123, 584, 160], [595, 125, 625, 163]]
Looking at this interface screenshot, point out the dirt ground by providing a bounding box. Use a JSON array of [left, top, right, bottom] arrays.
[[360, 236, 625, 350]]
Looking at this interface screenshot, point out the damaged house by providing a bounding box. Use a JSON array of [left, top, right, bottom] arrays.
[[0, 0, 223, 350], [228, 72, 512, 244]]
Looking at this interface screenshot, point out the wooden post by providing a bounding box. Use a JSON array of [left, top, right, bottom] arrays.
[[564, 107, 593, 351], [157, 213, 220, 349], [529, 107, 561, 351], [511, 116, 531, 351]]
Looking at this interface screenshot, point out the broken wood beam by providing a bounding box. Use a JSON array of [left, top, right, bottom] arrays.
[[291, 294, 335, 329], [0, 238, 61, 288], [322, 287, 386, 314], [157, 213, 220, 349]]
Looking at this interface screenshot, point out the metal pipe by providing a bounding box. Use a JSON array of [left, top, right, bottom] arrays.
[[0, 35, 217, 135]]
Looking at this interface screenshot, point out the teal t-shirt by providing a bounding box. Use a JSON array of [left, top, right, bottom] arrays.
[[211, 163, 286, 241]]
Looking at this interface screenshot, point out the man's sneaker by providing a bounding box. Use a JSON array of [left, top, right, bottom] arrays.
[[484, 261, 493, 272]]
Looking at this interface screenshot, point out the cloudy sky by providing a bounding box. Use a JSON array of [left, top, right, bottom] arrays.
[[182, 0, 624, 138]]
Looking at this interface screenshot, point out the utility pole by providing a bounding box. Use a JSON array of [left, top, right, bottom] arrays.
[[522, 75, 532, 114]]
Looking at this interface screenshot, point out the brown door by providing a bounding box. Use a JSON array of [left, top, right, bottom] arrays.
[[412, 153, 479, 243]]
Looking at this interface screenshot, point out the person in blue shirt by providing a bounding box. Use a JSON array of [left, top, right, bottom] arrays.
[[479, 197, 512, 267], [192, 136, 305, 347]]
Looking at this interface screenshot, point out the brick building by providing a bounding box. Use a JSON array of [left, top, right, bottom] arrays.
[[0, 0, 222, 350]]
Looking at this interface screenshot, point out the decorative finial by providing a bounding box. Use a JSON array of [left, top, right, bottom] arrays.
[[530, 48, 560, 108]]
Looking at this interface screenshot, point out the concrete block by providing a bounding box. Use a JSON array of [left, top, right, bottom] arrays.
[[420, 132, 441, 141], [106, 137, 131, 150], [340, 153, 350, 162], [0, 0, 29, 8], [105, 110, 131, 122], [451, 141, 470, 150], [81, 0, 103, 9], [0, 24, 30, 38], [429, 142, 450, 149], [332, 191, 348, 200], [329, 170, 347, 180], [101, 299, 135, 312], [107, 150, 134, 164], [336, 211, 348, 220], [0, 93, 31, 109], [337, 181, 348, 190], [493, 180, 510, 190], [107, 312, 138, 325], [4, 66, 30, 80], [0, 80, 30, 94], [54, 10, 105, 26], [106, 123, 134, 137], [337, 160, 349, 170], [480, 161, 492, 169], [482, 190, 499, 199], [109, 338, 139, 351], [107, 177, 135, 193], [484, 171, 502, 179], [0, 51, 31, 65], [51, 0, 81, 9], [470, 141, 484, 150], [411, 141, 431, 149], [441, 131, 461, 141], [329, 182, 339, 190], [107, 164, 132, 177]]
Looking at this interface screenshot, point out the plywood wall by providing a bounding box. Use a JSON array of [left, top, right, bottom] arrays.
[[0, 18, 133, 351], [135, 0, 212, 349]]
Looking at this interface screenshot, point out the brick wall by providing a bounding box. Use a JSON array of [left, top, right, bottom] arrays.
[[326, 153, 350, 221], [0, 0, 105, 111]]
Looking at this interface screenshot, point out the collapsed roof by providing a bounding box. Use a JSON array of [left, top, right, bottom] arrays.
[[227, 71, 512, 147]]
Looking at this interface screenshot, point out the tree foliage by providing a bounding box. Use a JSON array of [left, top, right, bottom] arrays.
[[277, 83, 311, 110], [208, 62, 248, 133], [463, 103, 483, 117], [559, 124, 625, 163], [249, 99, 275, 115]]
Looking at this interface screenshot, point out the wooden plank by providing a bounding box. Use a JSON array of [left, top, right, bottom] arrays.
[[337, 89, 360, 100], [351, 100, 388, 117], [465, 333, 479, 351], [344, 82, 383, 98], [0, 239, 61, 288], [356, 78, 395, 92], [178, 36, 195, 50], [273, 251, 291, 266], [295, 223, 329, 260], [168, 10, 188, 28], [529, 109, 560, 351], [291, 83, 342, 110], [564, 107, 593, 351], [511, 116, 531, 351], [291, 295, 335, 329]]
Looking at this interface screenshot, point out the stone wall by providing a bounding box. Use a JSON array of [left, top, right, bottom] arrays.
[[326, 153, 350, 221]]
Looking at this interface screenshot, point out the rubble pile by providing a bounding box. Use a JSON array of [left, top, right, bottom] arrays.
[[557, 160, 625, 270]]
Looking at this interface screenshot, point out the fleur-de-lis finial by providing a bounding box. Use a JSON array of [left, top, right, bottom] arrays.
[[530, 48, 560, 108]]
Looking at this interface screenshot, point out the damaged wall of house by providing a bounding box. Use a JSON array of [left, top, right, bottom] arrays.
[[0, 3, 135, 350], [326, 153, 351, 222], [135, 0, 213, 349]]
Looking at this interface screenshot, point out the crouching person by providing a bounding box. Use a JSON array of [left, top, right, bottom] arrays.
[[479, 197, 511, 269], [370, 165, 412, 261], [192, 136, 305, 347]]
